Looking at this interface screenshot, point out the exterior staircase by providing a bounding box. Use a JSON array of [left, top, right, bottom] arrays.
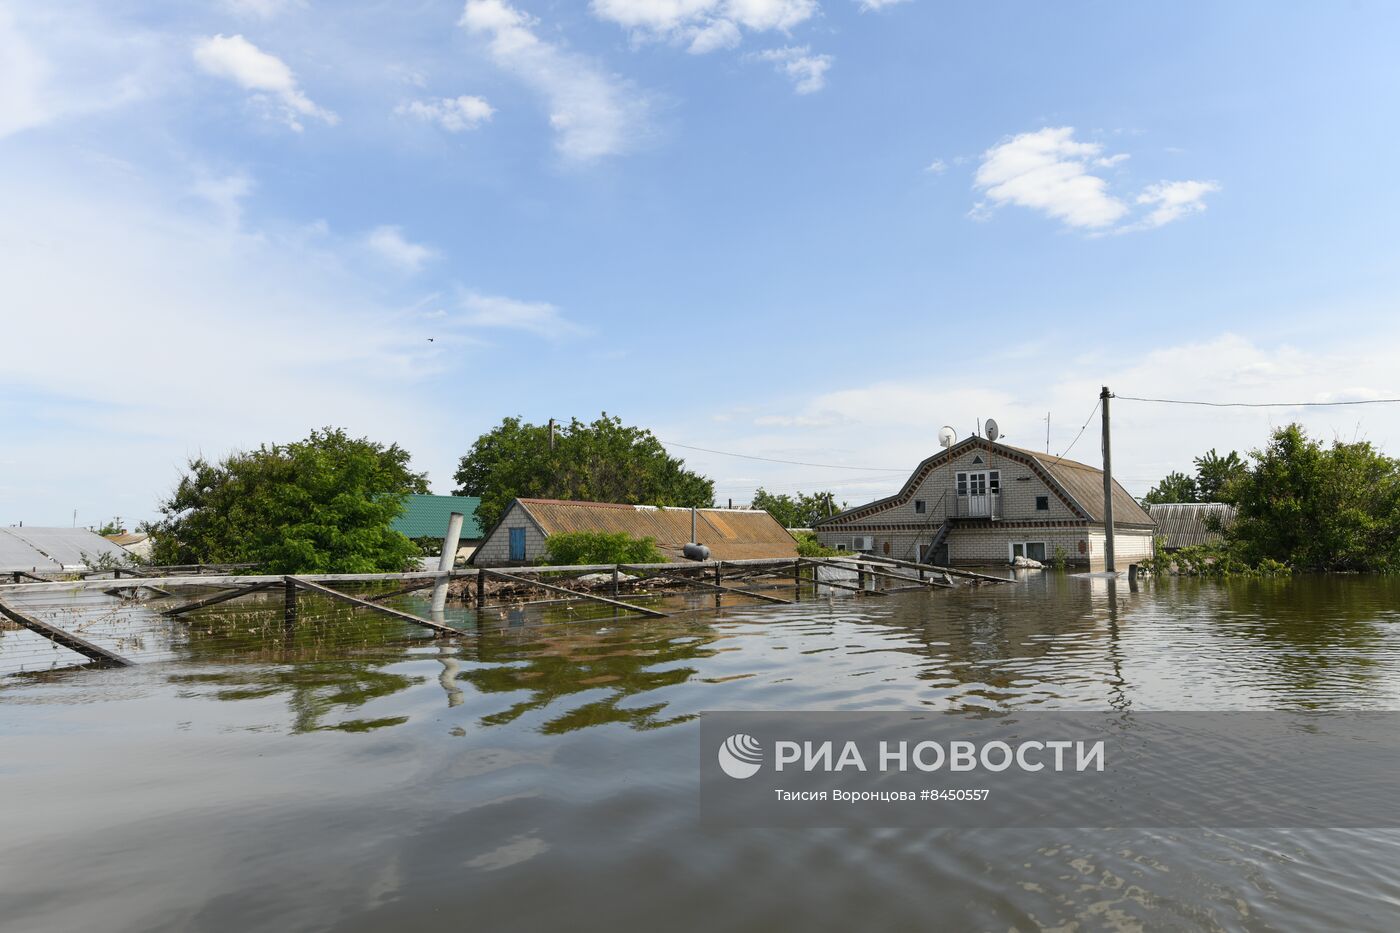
[[925, 521, 951, 558]]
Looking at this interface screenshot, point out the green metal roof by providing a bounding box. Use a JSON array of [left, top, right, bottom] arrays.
[[390, 494, 483, 540]]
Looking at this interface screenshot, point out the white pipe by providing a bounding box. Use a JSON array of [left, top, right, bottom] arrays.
[[431, 511, 465, 612]]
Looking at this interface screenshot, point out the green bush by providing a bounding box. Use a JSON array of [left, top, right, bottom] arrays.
[[543, 531, 666, 565], [1138, 541, 1291, 578], [791, 530, 844, 558]]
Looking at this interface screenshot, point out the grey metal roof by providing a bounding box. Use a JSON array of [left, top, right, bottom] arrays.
[[1143, 503, 1236, 549], [0, 527, 134, 572]]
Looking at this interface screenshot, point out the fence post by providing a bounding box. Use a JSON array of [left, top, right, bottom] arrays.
[[431, 511, 465, 614], [283, 577, 297, 633]]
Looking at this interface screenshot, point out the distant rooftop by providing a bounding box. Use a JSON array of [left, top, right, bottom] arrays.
[[0, 526, 133, 572], [1144, 502, 1236, 549], [390, 494, 483, 540]]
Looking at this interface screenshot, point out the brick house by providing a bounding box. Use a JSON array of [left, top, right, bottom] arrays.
[[472, 498, 799, 566], [813, 437, 1155, 570]]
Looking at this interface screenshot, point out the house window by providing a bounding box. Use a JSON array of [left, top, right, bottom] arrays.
[[956, 473, 968, 496], [989, 471, 1000, 494], [883, 541, 891, 555], [1011, 542, 1047, 562], [915, 499, 926, 514], [834, 542, 849, 552], [1035, 495, 1049, 511]]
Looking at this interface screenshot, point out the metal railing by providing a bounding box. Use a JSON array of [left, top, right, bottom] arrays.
[[950, 493, 1002, 519]]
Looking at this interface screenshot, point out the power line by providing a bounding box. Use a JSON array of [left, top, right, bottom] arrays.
[[659, 440, 908, 472], [1115, 394, 1400, 408], [1045, 398, 1100, 465]]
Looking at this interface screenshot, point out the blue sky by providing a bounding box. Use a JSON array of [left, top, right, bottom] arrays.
[[3, 0, 1400, 526]]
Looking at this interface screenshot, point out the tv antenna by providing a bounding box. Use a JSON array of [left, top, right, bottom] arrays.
[[985, 418, 1000, 442], [938, 426, 956, 448]]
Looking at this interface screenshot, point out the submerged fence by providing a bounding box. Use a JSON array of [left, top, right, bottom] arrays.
[[0, 557, 1010, 677]]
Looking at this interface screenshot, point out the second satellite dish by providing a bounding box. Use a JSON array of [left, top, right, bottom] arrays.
[[985, 419, 1000, 442], [938, 426, 956, 448]]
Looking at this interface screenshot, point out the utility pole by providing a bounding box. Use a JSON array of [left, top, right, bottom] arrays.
[[1045, 412, 1051, 453], [547, 417, 556, 451], [1100, 386, 1116, 573]]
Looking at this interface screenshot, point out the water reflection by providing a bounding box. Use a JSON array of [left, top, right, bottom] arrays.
[[10, 576, 1400, 733], [9, 577, 1400, 932]]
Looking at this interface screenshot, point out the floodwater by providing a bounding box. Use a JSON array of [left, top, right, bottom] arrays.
[[4, 574, 1400, 932]]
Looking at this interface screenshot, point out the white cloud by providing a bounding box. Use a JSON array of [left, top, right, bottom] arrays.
[[856, 0, 911, 10], [0, 150, 581, 522], [365, 225, 437, 272], [754, 45, 831, 93], [682, 329, 1400, 507], [1134, 179, 1222, 229], [687, 18, 742, 54], [973, 127, 1218, 232], [224, 0, 304, 17], [460, 0, 648, 161], [193, 33, 336, 131], [396, 95, 495, 132], [0, 7, 47, 137], [590, 0, 818, 53], [924, 158, 946, 174], [457, 291, 581, 337], [973, 127, 1128, 229], [0, 5, 168, 139], [191, 171, 255, 228]]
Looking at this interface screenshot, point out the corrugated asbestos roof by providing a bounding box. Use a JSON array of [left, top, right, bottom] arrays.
[[0, 527, 134, 572], [104, 533, 149, 547], [390, 494, 483, 540], [1003, 445, 1156, 526], [1144, 503, 1236, 549], [515, 499, 799, 561]]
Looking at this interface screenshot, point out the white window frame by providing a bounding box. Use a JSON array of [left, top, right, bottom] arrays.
[[1009, 541, 1048, 562]]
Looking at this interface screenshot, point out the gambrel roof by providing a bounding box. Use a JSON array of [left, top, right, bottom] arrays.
[[815, 437, 1155, 529]]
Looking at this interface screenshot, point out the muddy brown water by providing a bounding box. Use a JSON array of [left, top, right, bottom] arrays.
[[3, 574, 1400, 932]]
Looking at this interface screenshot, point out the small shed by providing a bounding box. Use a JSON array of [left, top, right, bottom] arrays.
[[1144, 503, 1236, 550], [473, 499, 799, 566], [0, 527, 135, 573], [105, 532, 154, 560]]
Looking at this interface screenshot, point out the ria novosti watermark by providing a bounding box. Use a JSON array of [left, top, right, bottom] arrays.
[[700, 712, 1400, 828]]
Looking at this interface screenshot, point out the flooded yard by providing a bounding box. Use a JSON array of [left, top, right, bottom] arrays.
[[4, 574, 1400, 931]]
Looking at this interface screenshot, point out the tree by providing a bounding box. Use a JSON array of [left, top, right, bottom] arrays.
[[1228, 424, 1400, 572], [1142, 471, 1198, 504], [543, 531, 666, 565], [750, 488, 846, 529], [453, 414, 714, 530], [147, 427, 428, 573], [1193, 448, 1247, 503]]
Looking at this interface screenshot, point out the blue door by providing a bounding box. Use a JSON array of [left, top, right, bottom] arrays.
[[508, 527, 527, 562]]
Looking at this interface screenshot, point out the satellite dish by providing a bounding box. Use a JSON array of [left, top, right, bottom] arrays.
[[938, 426, 956, 448], [985, 419, 1000, 442]]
